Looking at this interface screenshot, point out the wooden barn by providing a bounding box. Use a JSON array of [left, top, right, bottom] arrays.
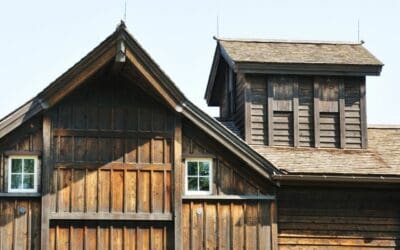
[[0, 22, 398, 249]]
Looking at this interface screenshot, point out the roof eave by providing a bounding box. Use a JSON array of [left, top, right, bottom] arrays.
[[235, 62, 383, 76]]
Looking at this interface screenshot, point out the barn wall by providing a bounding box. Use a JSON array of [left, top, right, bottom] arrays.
[[278, 186, 400, 249], [0, 199, 41, 250], [49, 221, 173, 250], [181, 120, 275, 249]]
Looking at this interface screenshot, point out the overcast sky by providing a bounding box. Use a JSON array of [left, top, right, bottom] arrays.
[[0, 0, 398, 124]]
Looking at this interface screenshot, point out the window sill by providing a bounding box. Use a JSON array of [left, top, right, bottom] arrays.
[[0, 192, 41, 198]]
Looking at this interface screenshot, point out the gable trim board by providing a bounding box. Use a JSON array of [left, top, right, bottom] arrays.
[[0, 21, 279, 182]]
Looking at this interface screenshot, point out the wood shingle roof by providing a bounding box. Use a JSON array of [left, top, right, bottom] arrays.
[[217, 38, 383, 66], [250, 127, 400, 176]]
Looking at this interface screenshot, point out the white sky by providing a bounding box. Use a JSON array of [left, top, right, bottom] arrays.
[[0, 0, 399, 124]]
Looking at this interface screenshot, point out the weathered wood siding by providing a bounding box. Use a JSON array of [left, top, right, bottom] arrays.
[[0, 117, 42, 192], [49, 75, 174, 215], [233, 73, 246, 137], [182, 120, 275, 249], [182, 200, 271, 249], [344, 77, 363, 148], [249, 75, 268, 145], [244, 75, 365, 149], [0, 199, 41, 250], [278, 187, 400, 249], [49, 221, 172, 250], [298, 78, 314, 147]]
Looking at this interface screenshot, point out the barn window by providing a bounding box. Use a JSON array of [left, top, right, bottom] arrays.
[[8, 156, 38, 193], [185, 159, 212, 195]]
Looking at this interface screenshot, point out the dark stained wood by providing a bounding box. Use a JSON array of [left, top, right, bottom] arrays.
[[339, 79, 346, 148], [313, 77, 320, 147], [360, 78, 368, 149], [267, 77, 274, 146], [293, 80, 299, 147]]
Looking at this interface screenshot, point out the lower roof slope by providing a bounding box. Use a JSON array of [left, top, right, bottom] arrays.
[[250, 127, 400, 176]]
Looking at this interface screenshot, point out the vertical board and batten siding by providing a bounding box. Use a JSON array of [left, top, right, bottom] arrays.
[[49, 221, 173, 250], [248, 75, 268, 145], [182, 122, 275, 249], [278, 187, 400, 249], [0, 117, 43, 249], [344, 77, 362, 148], [48, 74, 174, 249], [0, 199, 41, 250]]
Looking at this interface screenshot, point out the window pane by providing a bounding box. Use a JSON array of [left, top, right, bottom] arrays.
[[199, 177, 210, 191], [11, 159, 22, 173], [11, 174, 22, 189], [23, 175, 34, 189], [187, 161, 198, 175], [188, 177, 198, 191], [199, 161, 209, 176], [24, 159, 35, 173]]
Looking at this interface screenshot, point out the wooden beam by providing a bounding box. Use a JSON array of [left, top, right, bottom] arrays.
[[267, 77, 274, 146], [52, 128, 172, 138], [173, 116, 183, 250], [339, 78, 346, 148], [313, 77, 320, 147], [360, 78, 368, 148], [44, 47, 116, 107], [293, 79, 299, 147], [3, 150, 42, 156], [125, 49, 178, 109], [40, 115, 52, 250], [0, 192, 41, 198], [48, 212, 173, 221], [182, 195, 275, 200]]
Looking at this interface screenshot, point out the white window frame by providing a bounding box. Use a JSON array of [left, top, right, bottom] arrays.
[[8, 156, 39, 193], [184, 158, 213, 195]]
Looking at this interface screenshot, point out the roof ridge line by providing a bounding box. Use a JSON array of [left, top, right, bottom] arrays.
[[214, 37, 363, 45]]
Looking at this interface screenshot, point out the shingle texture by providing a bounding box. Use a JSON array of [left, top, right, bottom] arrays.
[[215, 124, 400, 175], [218, 39, 383, 66]]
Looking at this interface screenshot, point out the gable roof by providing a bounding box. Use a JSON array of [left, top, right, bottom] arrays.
[[205, 38, 383, 105], [0, 21, 279, 181]]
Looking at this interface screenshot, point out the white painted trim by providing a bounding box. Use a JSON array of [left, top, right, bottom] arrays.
[[184, 158, 213, 195], [8, 155, 39, 193]]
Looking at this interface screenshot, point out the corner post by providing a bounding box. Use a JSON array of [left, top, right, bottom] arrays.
[[41, 114, 52, 250], [360, 77, 368, 148], [267, 77, 274, 146], [173, 115, 183, 249], [339, 78, 346, 148]]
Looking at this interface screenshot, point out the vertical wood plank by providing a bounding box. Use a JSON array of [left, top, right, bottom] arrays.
[[270, 200, 278, 250], [267, 77, 274, 146], [360, 78, 368, 148], [293, 79, 299, 147], [41, 114, 52, 250], [313, 77, 320, 148], [173, 116, 183, 250], [339, 79, 346, 148], [244, 79, 252, 143]]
